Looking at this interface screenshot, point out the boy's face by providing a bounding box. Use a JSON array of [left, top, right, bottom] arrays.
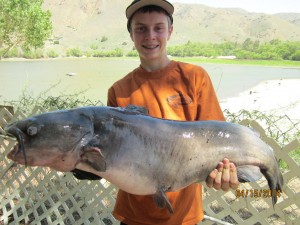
[[130, 11, 173, 62]]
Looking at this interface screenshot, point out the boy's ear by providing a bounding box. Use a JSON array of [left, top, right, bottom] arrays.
[[130, 31, 134, 41], [168, 25, 173, 40]]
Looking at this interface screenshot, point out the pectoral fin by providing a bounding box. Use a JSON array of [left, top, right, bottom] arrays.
[[80, 147, 106, 172], [153, 187, 174, 214], [237, 165, 263, 182]]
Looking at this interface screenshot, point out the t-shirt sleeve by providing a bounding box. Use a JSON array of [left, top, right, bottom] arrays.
[[107, 86, 118, 107]]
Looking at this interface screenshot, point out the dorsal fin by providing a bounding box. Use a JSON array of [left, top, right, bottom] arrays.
[[124, 105, 149, 115]]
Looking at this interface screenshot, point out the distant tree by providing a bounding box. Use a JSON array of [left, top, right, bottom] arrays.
[[292, 50, 300, 61], [0, 0, 52, 58]]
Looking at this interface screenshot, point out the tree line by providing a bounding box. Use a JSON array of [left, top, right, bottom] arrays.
[[167, 39, 300, 61]]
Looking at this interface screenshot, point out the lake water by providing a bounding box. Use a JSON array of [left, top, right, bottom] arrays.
[[1, 58, 300, 105]]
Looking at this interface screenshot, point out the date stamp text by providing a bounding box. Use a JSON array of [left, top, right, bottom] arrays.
[[235, 189, 281, 198]]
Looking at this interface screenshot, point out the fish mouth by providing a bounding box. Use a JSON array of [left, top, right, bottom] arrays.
[[5, 127, 28, 167]]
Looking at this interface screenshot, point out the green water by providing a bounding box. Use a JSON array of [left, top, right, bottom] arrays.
[[1, 58, 300, 105]]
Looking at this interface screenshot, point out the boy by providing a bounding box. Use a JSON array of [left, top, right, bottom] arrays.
[[107, 1, 239, 224]]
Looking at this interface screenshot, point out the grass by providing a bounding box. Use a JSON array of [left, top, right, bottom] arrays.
[[6, 84, 103, 113]]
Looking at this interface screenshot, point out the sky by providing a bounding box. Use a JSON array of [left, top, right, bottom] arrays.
[[169, 0, 300, 14]]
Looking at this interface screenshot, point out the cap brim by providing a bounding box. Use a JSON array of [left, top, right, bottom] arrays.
[[126, 0, 174, 19]]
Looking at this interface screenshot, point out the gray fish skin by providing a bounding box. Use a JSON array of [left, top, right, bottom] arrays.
[[5, 105, 283, 212]]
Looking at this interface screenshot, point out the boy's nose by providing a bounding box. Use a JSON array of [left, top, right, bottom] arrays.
[[145, 29, 156, 40]]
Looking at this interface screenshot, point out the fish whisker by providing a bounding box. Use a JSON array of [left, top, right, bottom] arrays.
[[7, 127, 28, 167]]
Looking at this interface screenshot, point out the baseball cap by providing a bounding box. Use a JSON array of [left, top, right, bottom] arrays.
[[126, 0, 174, 19], [126, 0, 174, 32]]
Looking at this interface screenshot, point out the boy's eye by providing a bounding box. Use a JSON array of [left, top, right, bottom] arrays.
[[155, 25, 167, 33], [135, 27, 146, 33]]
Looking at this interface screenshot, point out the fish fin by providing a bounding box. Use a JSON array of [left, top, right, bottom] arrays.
[[153, 187, 174, 214], [261, 165, 284, 206], [237, 165, 263, 182], [125, 105, 149, 115], [81, 147, 106, 172]]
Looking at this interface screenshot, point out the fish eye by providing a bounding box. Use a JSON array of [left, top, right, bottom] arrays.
[[27, 126, 38, 136]]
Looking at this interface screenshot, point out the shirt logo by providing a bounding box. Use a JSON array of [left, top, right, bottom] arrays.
[[167, 93, 192, 108]]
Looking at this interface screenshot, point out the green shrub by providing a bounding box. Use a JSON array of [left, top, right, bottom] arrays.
[[93, 50, 106, 57], [67, 48, 83, 57], [90, 44, 98, 50], [85, 51, 92, 57], [292, 50, 300, 61], [0, 48, 20, 58], [47, 49, 59, 58], [22, 49, 44, 59], [93, 48, 124, 57], [126, 50, 138, 57]]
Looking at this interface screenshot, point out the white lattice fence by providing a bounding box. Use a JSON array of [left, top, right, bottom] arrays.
[[202, 120, 300, 225], [0, 106, 299, 225]]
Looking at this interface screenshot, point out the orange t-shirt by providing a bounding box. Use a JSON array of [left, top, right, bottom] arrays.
[[107, 60, 225, 225]]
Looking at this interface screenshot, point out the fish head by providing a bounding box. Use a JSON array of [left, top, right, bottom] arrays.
[[5, 109, 94, 172]]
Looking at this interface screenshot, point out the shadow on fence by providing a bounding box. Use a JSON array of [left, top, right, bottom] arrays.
[[0, 106, 299, 225]]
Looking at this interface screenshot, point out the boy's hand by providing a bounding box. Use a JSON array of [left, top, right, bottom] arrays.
[[205, 158, 239, 191]]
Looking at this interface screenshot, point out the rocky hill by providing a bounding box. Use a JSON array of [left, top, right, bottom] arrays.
[[42, 0, 300, 53]]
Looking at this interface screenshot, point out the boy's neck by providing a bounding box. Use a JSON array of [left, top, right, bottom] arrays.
[[140, 56, 171, 72]]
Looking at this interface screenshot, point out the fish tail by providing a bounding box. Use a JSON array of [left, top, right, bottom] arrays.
[[261, 165, 284, 206]]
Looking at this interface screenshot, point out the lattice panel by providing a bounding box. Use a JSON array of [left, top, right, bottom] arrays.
[[202, 120, 300, 225], [1, 107, 300, 225]]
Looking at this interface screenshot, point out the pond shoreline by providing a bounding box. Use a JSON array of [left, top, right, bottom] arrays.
[[1, 56, 300, 68]]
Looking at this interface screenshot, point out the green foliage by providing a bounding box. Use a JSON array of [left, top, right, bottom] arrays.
[[85, 51, 92, 57], [66, 48, 83, 57], [292, 50, 300, 61], [168, 42, 225, 57], [0, 0, 52, 58], [167, 39, 300, 61], [92, 48, 123, 57], [111, 48, 123, 57], [41, 95, 102, 110], [126, 50, 139, 57], [23, 48, 44, 59], [0, 47, 20, 58], [47, 49, 59, 58], [90, 43, 98, 50], [8, 85, 102, 113]]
